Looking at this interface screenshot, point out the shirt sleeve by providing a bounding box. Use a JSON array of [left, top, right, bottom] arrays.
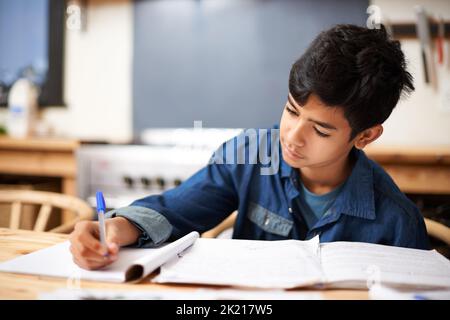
[[412, 209, 431, 250], [104, 206, 173, 248], [392, 206, 431, 250], [105, 149, 240, 247]]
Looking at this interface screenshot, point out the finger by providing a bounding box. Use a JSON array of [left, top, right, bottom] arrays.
[[73, 255, 105, 270], [107, 242, 119, 255], [71, 245, 116, 270], [73, 256, 92, 270], [71, 222, 106, 255], [72, 253, 96, 270], [78, 229, 109, 256], [70, 242, 107, 264], [105, 231, 121, 255], [72, 242, 118, 264]]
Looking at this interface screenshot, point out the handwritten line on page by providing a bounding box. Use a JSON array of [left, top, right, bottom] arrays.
[[0, 231, 199, 283]]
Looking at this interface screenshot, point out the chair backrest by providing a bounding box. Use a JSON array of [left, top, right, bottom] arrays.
[[0, 190, 94, 233], [424, 218, 450, 246], [201, 211, 237, 238]]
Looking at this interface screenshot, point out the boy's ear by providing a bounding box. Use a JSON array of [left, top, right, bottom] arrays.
[[354, 125, 383, 149]]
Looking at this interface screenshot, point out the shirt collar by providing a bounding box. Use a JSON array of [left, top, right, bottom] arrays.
[[333, 148, 376, 220], [280, 147, 376, 220]]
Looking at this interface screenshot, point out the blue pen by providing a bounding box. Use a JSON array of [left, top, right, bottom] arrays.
[[95, 191, 108, 256]]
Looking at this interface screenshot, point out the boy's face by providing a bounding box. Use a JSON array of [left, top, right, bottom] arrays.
[[279, 93, 355, 169]]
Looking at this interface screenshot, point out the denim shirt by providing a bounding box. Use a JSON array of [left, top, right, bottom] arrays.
[[106, 128, 430, 250], [296, 179, 345, 230]]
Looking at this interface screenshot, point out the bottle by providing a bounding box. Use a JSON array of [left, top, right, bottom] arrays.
[[6, 78, 38, 138]]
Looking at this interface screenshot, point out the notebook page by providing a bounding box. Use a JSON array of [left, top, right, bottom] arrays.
[[320, 241, 450, 289], [153, 236, 324, 289], [128, 231, 199, 281], [0, 241, 149, 282], [39, 288, 323, 300], [0, 231, 199, 283]]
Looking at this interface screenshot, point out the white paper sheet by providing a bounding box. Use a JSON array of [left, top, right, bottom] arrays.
[[39, 288, 323, 300], [0, 231, 199, 283], [369, 283, 450, 300], [153, 236, 323, 289], [320, 241, 450, 289]]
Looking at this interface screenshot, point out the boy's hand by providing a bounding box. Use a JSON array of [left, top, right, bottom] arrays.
[[69, 217, 141, 270]]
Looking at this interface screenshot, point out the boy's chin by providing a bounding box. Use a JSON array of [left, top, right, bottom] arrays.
[[282, 153, 308, 168]]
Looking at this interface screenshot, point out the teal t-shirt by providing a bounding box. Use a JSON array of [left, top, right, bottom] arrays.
[[296, 180, 344, 230]]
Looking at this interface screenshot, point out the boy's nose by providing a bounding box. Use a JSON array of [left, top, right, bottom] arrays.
[[287, 124, 306, 148]]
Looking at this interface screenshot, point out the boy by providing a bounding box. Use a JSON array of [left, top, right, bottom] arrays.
[[70, 24, 429, 270]]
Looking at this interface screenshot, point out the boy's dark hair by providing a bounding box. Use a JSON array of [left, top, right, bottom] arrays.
[[289, 24, 414, 140]]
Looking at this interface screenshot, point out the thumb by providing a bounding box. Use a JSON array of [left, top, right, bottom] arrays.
[[106, 233, 120, 255], [107, 242, 119, 255]]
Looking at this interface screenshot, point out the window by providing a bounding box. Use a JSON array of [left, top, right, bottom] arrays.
[[0, 0, 65, 107]]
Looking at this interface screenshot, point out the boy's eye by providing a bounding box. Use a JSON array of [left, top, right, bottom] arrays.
[[285, 105, 331, 138], [314, 127, 330, 138], [285, 106, 298, 116]]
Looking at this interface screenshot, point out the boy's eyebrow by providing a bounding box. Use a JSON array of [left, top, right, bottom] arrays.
[[308, 118, 337, 130], [287, 95, 337, 131]]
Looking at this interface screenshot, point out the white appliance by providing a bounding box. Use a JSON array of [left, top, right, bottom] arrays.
[[77, 128, 242, 209]]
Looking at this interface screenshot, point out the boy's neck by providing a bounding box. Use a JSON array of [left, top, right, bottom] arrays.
[[299, 150, 355, 195]]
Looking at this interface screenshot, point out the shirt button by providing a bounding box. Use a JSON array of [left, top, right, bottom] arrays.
[[264, 217, 270, 226], [288, 207, 293, 213]]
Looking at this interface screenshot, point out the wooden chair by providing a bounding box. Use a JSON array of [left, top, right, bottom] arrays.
[[424, 218, 450, 246], [0, 190, 94, 233], [201, 211, 237, 238]]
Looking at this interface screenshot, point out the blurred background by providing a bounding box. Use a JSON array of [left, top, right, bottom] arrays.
[[0, 0, 449, 254]]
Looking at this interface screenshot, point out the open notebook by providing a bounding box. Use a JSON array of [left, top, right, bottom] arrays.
[[1, 232, 449, 289], [153, 236, 450, 290], [0, 231, 199, 283]]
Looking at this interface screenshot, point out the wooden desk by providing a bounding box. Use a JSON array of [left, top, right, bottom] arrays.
[[0, 228, 368, 300], [365, 145, 450, 195], [0, 136, 80, 223]]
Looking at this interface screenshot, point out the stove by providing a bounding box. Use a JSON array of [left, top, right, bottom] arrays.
[[77, 128, 242, 209]]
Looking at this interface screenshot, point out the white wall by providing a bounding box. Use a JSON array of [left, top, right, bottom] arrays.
[[0, 0, 133, 143], [1, 0, 448, 146], [371, 0, 450, 146]]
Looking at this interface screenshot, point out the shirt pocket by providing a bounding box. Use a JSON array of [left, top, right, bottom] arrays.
[[247, 202, 293, 237]]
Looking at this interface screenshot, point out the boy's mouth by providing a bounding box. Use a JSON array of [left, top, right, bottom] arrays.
[[282, 142, 305, 160]]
